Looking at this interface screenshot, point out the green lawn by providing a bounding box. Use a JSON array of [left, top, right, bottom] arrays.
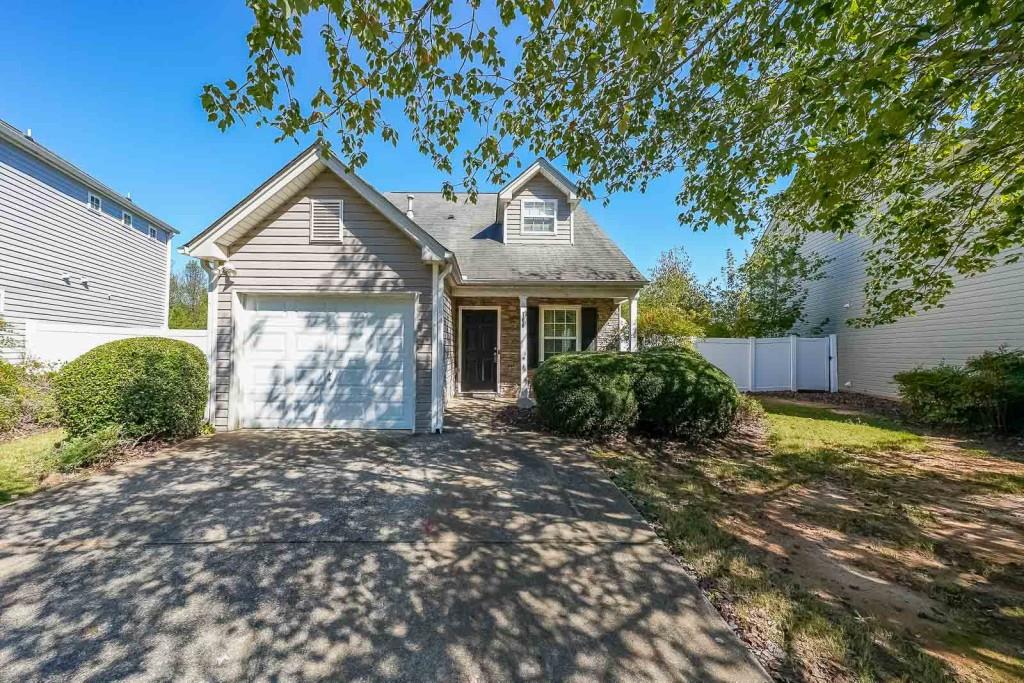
[[0, 429, 64, 503], [591, 397, 1024, 682]]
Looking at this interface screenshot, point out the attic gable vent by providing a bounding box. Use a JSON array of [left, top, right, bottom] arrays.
[[309, 198, 343, 243]]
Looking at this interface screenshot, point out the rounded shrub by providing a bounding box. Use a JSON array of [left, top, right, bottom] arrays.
[[53, 337, 207, 438], [0, 359, 22, 433], [631, 346, 740, 440], [532, 346, 740, 441], [533, 352, 638, 437]]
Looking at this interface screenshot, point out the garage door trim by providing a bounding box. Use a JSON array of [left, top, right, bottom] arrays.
[[228, 290, 419, 431]]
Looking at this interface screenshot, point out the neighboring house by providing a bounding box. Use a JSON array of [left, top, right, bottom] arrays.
[[0, 119, 178, 362], [794, 230, 1024, 397], [181, 145, 644, 433]]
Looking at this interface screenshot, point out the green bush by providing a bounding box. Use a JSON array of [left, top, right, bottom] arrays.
[[53, 337, 207, 438], [0, 360, 21, 433], [895, 348, 1024, 433], [53, 424, 122, 472], [533, 346, 740, 440], [631, 347, 740, 439], [533, 352, 638, 437]]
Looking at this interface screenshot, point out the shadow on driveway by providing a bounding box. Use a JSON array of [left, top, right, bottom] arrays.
[[0, 399, 766, 681]]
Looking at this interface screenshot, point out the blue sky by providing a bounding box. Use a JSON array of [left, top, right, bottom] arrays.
[[1, 0, 751, 279]]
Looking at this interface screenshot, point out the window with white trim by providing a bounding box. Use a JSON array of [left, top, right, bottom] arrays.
[[521, 199, 556, 233], [122, 212, 132, 227], [88, 193, 102, 212], [149, 226, 159, 239], [309, 198, 344, 242], [541, 307, 579, 360]]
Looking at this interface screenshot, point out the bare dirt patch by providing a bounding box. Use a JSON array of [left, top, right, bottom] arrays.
[[500, 397, 1024, 681]]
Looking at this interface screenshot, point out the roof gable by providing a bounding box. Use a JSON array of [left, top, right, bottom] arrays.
[[498, 159, 579, 202], [183, 145, 449, 262]]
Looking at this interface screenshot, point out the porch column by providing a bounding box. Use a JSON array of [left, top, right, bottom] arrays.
[[617, 299, 628, 351], [629, 292, 639, 351], [518, 295, 530, 406]]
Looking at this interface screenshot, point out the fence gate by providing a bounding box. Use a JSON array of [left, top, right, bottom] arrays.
[[693, 335, 837, 393]]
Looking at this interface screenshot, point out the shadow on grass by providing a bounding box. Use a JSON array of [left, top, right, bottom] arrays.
[[591, 401, 1024, 682]]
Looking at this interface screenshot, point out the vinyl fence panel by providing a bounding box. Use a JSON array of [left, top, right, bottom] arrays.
[[693, 335, 836, 392], [23, 320, 207, 365]]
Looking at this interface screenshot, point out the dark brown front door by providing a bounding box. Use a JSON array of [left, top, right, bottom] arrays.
[[462, 309, 498, 392]]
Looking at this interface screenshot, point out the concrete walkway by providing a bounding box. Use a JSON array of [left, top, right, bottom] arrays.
[[0, 400, 766, 682]]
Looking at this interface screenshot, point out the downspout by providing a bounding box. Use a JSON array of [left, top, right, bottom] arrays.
[[433, 260, 454, 433]]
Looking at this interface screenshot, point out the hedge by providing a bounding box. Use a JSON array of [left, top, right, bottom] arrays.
[[53, 337, 207, 438], [533, 352, 638, 436], [895, 348, 1024, 433], [631, 347, 740, 439], [534, 346, 739, 440], [0, 360, 20, 433]]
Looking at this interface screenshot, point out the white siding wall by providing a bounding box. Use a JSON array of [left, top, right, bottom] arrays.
[[796, 231, 1024, 397], [504, 175, 573, 245], [213, 170, 434, 431], [0, 140, 170, 328]]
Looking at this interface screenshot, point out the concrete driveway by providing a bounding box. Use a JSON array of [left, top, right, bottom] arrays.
[[0, 400, 766, 682]]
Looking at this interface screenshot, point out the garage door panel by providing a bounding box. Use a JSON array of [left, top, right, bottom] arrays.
[[240, 295, 414, 430]]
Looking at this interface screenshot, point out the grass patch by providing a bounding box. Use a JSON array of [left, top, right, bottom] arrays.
[[761, 398, 926, 458], [0, 429, 64, 503], [590, 397, 1024, 681]]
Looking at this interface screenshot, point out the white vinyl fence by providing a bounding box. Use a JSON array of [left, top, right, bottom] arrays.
[[694, 335, 837, 392], [23, 320, 207, 365]]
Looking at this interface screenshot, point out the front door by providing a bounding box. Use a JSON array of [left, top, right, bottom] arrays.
[[461, 309, 498, 392]]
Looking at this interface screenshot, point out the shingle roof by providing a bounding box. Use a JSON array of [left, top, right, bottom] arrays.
[[383, 192, 645, 284]]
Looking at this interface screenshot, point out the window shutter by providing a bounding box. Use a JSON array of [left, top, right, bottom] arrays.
[[581, 307, 598, 351], [309, 199, 343, 242], [527, 306, 539, 369]]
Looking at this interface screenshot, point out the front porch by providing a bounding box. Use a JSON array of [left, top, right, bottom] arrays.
[[447, 288, 640, 403]]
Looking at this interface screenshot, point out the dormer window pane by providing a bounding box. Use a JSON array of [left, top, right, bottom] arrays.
[[522, 199, 556, 233]]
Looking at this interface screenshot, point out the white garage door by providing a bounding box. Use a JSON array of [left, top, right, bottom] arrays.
[[240, 295, 415, 429]]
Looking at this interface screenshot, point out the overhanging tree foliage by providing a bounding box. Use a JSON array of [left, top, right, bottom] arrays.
[[203, 0, 1024, 325]]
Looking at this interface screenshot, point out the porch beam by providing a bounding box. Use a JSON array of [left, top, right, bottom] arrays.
[[451, 284, 641, 299]]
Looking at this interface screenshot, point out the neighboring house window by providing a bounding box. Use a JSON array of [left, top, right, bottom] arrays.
[[122, 212, 132, 227], [309, 198, 344, 242], [149, 227, 159, 239], [522, 199, 556, 233], [88, 193, 102, 212], [541, 307, 580, 360]]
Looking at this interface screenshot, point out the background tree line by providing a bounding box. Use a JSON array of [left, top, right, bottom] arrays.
[[636, 232, 829, 347], [168, 261, 207, 329]]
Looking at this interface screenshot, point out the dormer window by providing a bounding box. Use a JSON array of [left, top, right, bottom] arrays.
[[122, 212, 132, 227], [522, 199, 556, 233], [88, 193, 102, 212]]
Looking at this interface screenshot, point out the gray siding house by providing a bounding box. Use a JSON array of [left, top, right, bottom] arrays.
[[182, 146, 644, 433], [796, 230, 1024, 397], [0, 119, 178, 361]]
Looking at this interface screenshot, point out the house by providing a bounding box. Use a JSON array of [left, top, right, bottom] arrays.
[[0, 119, 178, 362], [181, 145, 645, 432], [794, 230, 1024, 397]]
